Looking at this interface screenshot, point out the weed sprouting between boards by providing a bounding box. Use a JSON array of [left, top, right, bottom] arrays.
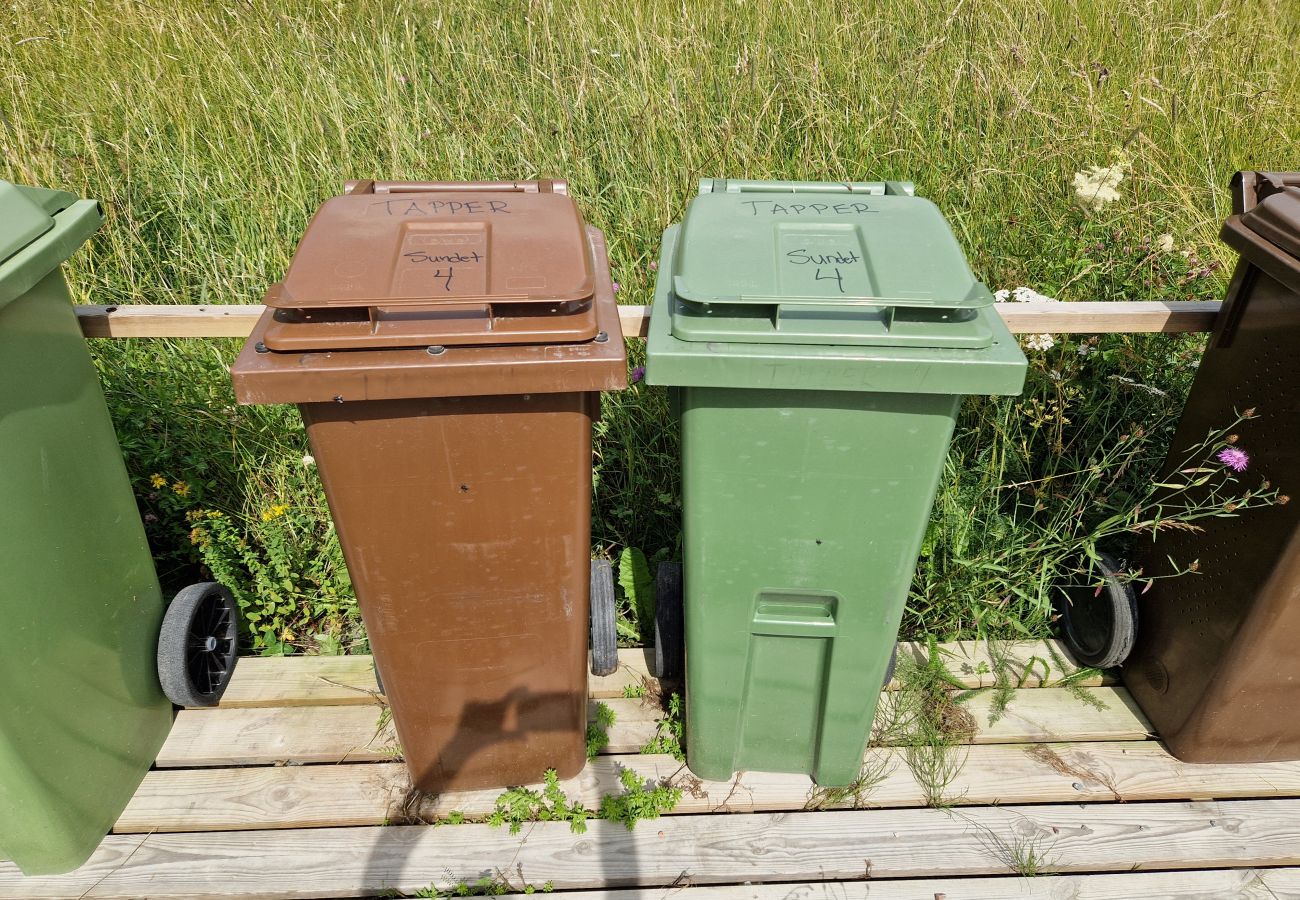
[[487, 769, 591, 835], [409, 870, 555, 897], [1045, 641, 1109, 712], [963, 812, 1061, 877], [984, 638, 1109, 724], [598, 767, 682, 830], [586, 702, 616, 760], [468, 765, 682, 835], [871, 637, 976, 809], [641, 692, 685, 762], [805, 750, 896, 811]]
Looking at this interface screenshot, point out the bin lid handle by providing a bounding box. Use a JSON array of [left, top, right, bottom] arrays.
[[346, 179, 566, 195]]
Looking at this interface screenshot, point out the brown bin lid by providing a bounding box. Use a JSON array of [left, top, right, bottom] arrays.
[[1221, 181, 1300, 297], [1240, 186, 1300, 259], [1231, 171, 1300, 215], [261, 181, 599, 351], [232, 224, 627, 404]]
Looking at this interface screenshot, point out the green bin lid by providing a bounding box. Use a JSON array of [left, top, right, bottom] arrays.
[[0, 181, 102, 310], [646, 180, 1028, 396], [669, 181, 996, 349]]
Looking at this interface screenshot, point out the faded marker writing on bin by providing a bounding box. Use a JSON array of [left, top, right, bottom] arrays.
[[741, 201, 873, 216], [786, 248, 861, 295], [372, 199, 511, 215]]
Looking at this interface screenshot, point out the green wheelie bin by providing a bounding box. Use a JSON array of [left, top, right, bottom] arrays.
[[0, 182, 239, 875], [645, 179, 1027, 786]]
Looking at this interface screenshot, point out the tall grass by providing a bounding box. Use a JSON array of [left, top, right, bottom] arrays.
[[3, 0, 1298, 647]]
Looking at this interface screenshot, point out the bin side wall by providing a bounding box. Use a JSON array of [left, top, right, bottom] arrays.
[[302, 392, 594, 792], [0, 270, 170, 875], [678, 386, 960, 785], [1126, 262, 1300, 762]]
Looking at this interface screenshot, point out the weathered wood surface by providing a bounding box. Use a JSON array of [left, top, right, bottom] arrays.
[[219, 648, 662, 707], [495, 868, 1300, 900], [157, 687, 1149, 768], [215, 640, 1112, 709], [75, 299, 1222, 340], [116, 740, 1300, 833], [10, 799, 1300, 898]]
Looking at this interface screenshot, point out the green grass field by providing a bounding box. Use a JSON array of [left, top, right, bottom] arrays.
[[4, 0, 1298, 652]]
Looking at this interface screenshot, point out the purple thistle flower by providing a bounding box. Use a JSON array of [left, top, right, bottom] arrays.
[[631, 365, 645, 384], [612, 281, 620, 293], [1217, 447, 1249, 472]]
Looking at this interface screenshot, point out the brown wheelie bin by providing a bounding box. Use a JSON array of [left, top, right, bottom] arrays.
[[1123, 171, 1300, 763], [231, 180, 626, 791]]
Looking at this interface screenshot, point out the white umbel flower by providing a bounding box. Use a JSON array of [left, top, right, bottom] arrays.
[[995, 286, 1058, 304], [1072, 162, 1127, 211]]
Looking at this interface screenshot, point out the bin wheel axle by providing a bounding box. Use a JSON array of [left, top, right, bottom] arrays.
[[157, 582, 239, 708], [1052, 551, 1138, 669]]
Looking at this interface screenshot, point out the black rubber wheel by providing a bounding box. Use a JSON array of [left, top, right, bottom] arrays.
[[157, 582, 239, 708], [590, 559, 619, 677], [882, 643, 899, 688], [654, 562, 684, 680], [1052, 551, 1138, 669]]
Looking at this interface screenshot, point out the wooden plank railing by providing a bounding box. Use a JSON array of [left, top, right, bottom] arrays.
[[74, 300, 1223, 340]]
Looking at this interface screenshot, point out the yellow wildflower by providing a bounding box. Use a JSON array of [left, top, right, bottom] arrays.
[[171, 480, 191, 497], [149, 473, 167, 488], [261, 503, 291, 522]]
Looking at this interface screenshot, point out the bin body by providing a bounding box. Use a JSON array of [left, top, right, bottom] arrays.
[[232, 181, 626, 792], [680, 387, 960, 783], [0, 183, 172, 875], [1124, 173, 1300, 763], [646, 180, 1026, 785]]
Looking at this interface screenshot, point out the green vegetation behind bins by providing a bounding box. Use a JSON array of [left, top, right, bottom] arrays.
[[5, 0, 1297, 649]]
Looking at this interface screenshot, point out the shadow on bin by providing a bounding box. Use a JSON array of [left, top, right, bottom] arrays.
[[232, 179, 626, 802]]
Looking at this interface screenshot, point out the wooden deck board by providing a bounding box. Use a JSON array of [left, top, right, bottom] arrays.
[[117, 741, 1300, 833], [496, 868, 1300, 900], [216, 640, 1113, 710], [10, 799, 1300, 898], [13, 646, 1291, 899], [158, 687, 1149, 768]]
